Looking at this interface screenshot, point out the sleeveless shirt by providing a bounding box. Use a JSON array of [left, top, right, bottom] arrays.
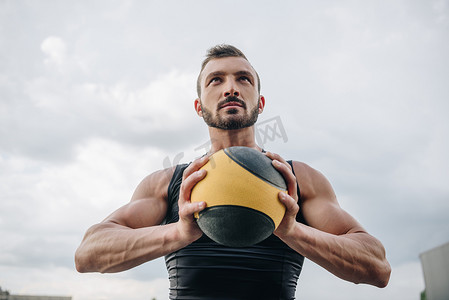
[[163, 161, 306, 300]]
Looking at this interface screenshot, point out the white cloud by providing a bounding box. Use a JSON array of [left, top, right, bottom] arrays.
[[0, 138, 170, 271], [41, 36, 67, 67], [103, 70, 198, 131], [2, 66, 200, 162]]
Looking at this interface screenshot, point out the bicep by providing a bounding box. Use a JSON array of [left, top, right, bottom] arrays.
[[103, 168, 174, 229], [302, 198, 365, 235], [296, 163, 365, 235]]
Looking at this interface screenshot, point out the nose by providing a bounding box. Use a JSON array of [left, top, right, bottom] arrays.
[[223, 81, 240, 98]]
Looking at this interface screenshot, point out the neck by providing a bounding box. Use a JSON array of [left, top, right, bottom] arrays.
[[207, 126, 262, 155]]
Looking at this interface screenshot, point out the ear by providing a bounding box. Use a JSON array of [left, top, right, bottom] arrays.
[[258, 95, 265, 114], [194, 98, 203, 117]]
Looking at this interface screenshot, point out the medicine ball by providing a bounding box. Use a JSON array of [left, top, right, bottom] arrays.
[[191, 146, 287, 247]]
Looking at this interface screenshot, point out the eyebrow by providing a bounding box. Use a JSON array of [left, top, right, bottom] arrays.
[[204, 70, 255, 84], [234, 70, 254, 79], [205, 71, 226, 82]]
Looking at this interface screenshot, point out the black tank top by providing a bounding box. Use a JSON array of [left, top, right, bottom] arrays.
[[163, 162, 306, 300]]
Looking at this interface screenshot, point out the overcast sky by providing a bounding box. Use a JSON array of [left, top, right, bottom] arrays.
[[1, 0, 448, 299]]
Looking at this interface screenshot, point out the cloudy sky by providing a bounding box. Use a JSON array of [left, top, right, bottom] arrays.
[[1, 0, 448, 299]]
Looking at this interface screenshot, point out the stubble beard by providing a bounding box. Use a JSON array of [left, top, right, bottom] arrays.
[[201, 98, 260, 130]]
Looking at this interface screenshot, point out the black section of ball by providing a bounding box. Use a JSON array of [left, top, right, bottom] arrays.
[[224, 146, 287, 190], [197, 206, 275, 247]]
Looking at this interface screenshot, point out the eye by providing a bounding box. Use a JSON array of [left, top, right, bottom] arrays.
[[209, 77, 222, 85], [238, 76, 251, 84]]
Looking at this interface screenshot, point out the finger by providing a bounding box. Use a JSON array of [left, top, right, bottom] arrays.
[[278, 192, 299, 216], [265, 151, 291, 171], [182, 155, 210, 181], [179, 201, 206, 219], [179, 168, 207, 203], [272, 160, 298, 200], [266, 152, 295, 195]]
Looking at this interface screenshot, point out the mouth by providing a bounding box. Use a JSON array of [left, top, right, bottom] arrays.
[[218, 97, 246, 110], [220, 101, 243, 109]]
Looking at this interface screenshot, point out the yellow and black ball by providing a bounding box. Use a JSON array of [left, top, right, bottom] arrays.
[[191, 146, 287, 247]]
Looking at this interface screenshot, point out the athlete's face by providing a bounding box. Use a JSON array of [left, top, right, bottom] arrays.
[[195, 57, 264, 130]]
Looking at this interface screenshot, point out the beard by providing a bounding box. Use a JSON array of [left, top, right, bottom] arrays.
[[201, 96, 260, 130]]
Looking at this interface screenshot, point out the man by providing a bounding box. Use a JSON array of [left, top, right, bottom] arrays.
[[75, 44, 391, 299]]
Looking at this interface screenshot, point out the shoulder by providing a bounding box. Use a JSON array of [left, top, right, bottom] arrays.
[[131, 166, 178, 202], [290, 161, 335, 201], [290, 160, 326, 181], [104, 166, 178, 229], [290, 161, 364, 235]]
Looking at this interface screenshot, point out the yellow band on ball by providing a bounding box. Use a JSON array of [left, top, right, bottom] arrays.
[[191, 149, 286, 228]]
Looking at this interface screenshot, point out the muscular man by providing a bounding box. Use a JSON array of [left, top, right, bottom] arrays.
[[75, 44, 391, 299]]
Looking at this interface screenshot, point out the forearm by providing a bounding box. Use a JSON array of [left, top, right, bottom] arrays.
[[75, 222, 190, 273], [279, 223, 391, 287]]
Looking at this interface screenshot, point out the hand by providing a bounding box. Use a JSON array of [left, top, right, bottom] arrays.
[[176, 155, 209, 243], [265, 152, 300, 239]]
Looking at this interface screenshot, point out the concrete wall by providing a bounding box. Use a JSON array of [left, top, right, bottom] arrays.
[[420, 241, 449, 300]]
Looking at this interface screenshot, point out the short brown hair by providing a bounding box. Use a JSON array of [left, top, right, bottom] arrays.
[[196, 44, 261, 97]]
